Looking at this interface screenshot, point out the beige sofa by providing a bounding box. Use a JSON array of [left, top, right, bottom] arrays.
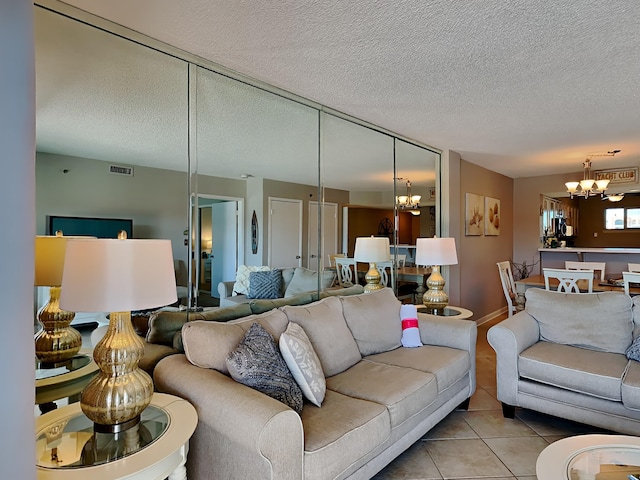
[[154, 288, 477, 480], [488, 288, 640, 435]]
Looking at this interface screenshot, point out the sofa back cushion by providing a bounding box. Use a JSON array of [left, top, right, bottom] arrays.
[[249, 292, 314, 315], [633, 295, 640, 338], [340, 288, 402, 356], [525, 288, 633, 354], [284, 267, 336, 297], [281, 296, 361, 377], [182, 308, 289, 375]]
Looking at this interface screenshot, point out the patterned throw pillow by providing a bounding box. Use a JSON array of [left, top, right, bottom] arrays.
[[226, 323, 304, 414], [232, 265, 270, 296], [279, 322, 326, 407], [627, 336, 640, 362], [247, 270, 281, 299]]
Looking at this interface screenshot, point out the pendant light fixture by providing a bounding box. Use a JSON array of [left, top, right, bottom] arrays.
[[565, 150, 620, 199]]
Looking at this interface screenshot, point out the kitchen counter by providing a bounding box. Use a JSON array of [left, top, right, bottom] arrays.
[[538, 247, 640, 276]]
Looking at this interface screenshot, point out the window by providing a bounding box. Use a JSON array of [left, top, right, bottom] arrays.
[[605, 207, 640, 230]]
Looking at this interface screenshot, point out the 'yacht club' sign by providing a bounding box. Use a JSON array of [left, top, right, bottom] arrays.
[[595, 167, 638, 185]]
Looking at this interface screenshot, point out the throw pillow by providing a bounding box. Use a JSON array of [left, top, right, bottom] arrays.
[[279, 322, 326, 407], [232, 265, 270, 296], [627, 336, 640, 362], [226, 322, 304, 414], [284, 267, 336, 297], [247, 269, 282, 299]]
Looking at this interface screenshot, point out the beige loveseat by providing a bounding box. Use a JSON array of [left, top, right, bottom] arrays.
[[154, 288, 477, 480], [488, 288, 640, 435]]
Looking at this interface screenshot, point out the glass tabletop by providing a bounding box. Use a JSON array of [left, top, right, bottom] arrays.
[[568, 445, 640, 479], [416, 306, 461, 317], [36, 405, 169, 469], [35, 354, 91, 381]]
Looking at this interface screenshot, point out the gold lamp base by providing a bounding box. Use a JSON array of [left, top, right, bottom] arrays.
[[81, 311, 153, 431], [35, 286, 82, 363], [423, 265, 449, 314], [363, 262, 384, 293]]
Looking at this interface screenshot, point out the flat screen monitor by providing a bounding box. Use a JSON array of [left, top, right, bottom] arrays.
[[48, 216, 133, 239]]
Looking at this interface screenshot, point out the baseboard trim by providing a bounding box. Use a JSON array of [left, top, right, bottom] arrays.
[[476, 307, 507, 326]]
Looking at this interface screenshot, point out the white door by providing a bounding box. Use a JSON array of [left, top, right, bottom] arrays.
[[211, 201, 238, 296], [308, 201, 338, 270], [268, 198, 303, 268]]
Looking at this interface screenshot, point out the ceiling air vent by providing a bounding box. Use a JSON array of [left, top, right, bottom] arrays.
[[109, 164, 134, 176]]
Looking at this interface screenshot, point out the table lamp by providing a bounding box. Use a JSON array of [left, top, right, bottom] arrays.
[[34, 233, 82, 363], [415, 237, 458, 313], [354, 236, 390, 293], [60, 232, 177, 432]]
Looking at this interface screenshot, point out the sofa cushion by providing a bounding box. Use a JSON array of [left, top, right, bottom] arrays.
[[525, 289, 633, 354], [519, 341, 628, 401], [233, 265, 270, 295], [633, 295, 640, 338], [281, 296, 361, 377], [284, 267, 336, 298], [340, 288, 402, 356], [249, 292, 314, 315], [367, 345, 470, 394], [301, 389, 389, 480], [622, 360, 640, 410], [279, 322, 326, 407], [319, 284, 365, 298], [226, 322, 304, 414], [325, 359, 438, 428], [182, 308, 289, 375], [247, 269, 282, 299]]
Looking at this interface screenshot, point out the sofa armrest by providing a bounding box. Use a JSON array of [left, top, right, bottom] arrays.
[[417, 315, 477, 395], [218, 281, 235, 299], [154, 354, 303, 480], [486, 311, 540, 406]]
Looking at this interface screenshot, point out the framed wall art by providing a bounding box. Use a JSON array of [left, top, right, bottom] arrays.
[[465, 193, 484, 236], [484, 196, 501, 236]]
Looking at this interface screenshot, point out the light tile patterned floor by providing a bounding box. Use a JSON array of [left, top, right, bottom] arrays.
[[372, 315, 609, 480]]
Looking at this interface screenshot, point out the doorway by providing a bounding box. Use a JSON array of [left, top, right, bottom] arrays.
[[268, 197, 303, 268], [308, 201, 338, 269]]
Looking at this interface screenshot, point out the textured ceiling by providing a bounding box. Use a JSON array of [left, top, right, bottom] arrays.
[[51, 0, 640, 180]]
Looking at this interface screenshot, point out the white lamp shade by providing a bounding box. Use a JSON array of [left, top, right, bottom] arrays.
[[34, 235, 68, 286], [354, 236, 390, 263], [415, 237, 458, 266], [60, 238, 177, 312]]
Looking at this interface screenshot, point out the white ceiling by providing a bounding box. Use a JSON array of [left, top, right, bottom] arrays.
[[48, 0, 640, 180]]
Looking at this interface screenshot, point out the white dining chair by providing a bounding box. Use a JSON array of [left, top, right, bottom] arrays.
[[623, 271, 640, 295], [327, 253, 345, 268], [628, 263, 640, 273], [334, 257, 357, 287], [376, 261, 393, 288], [543, 268, 594, 293], [565, 261, 606, 282], [497, 261, 517, 317]]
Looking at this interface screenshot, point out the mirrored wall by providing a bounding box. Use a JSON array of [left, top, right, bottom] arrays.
[[34, 1, 441, 306]]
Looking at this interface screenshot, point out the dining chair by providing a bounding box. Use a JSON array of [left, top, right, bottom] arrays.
[[334, 257, 357, 287], [623, 271, 640, 295], [327, 253, 345, 268], [565, 261, 606, 281], [496, 261, 517, 317], [628, 263, 640, 273], [543, 268, 594, 293], [376, 261, 393, 288]]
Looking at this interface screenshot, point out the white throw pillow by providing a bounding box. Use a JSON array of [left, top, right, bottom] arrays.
[[279, 322, 326, 407], [233, 265, 270, 296]]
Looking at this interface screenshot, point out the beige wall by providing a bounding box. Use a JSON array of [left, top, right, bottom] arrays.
[[458, 159, 513, 320]]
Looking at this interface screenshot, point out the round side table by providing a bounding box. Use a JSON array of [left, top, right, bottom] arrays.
[[36, 348, 99, 413], [35, 392, 198, 480], [416, 305, 473, 319], [537, 434, 640, 479]]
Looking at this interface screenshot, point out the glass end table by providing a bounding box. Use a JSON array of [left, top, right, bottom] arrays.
[[416, 305, 473, 319]]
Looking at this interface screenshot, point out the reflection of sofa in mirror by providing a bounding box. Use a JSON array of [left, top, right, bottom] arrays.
[[218, 266, 337, 307], [154, 288, 477, 479]]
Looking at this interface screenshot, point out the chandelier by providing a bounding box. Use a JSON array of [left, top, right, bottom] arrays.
[[565, 150, 620, 199], [396, 179, 421, 215]]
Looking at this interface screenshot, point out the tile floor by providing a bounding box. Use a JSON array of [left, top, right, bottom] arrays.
[[372, 314, 610, 480]]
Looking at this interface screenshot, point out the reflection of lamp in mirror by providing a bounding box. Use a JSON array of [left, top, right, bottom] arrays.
[[354, 236, 390, 293], [60, 232, 177, 431], [415, 237, 458, 314], [34, 232, 82, 363]]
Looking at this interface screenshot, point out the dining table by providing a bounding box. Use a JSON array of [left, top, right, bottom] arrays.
[[514, 274, 640, 311]]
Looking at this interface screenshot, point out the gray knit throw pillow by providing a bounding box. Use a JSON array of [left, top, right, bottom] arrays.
[[627, 336, 640, 362], [226, 322, 303, 414], [247, 270, 281, 299]]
